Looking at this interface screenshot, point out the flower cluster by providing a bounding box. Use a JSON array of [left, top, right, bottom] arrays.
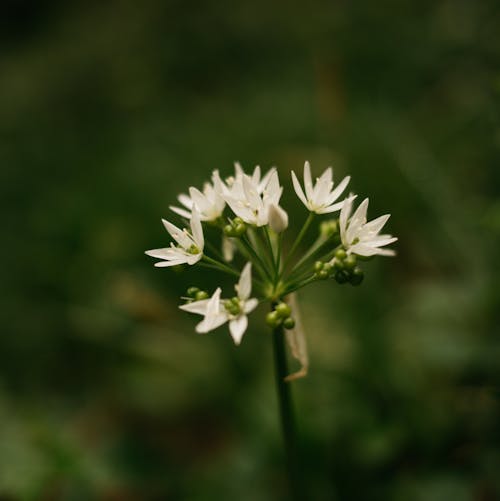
[[146, 161, 397, 378]]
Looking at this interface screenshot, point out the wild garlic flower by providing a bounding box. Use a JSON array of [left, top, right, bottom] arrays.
[[170, 172, 225, 222], [179, 263, 258, 345], [179, 287, 228, 333], [145, 210, 204, 266], [146, 159, 397, 379], [339, 197, 397, 257], [223, 168, 284, 226], [291, 161, 350, 214]]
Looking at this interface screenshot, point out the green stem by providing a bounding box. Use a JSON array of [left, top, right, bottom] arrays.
[[283, 212, 314, 272], [241, 233, 273, 281], [201, 255, 240, 278], [272, 320, 303, 500]]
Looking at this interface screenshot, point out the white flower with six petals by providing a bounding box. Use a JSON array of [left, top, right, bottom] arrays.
[[179, 263, 258, 345], [145, 210, 204, 266], [291, 161, 350, 214], [339, 197, 397, 257]]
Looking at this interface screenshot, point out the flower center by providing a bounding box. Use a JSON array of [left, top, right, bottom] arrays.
[[224, 297, 242, 316]]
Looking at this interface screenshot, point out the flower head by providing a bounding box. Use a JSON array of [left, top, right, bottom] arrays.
[[145, 210, 204, 266], [339, 197, 397, 257], [291, 161, 350, 214]]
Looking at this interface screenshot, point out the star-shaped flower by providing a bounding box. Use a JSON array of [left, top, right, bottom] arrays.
[[291, 161, 350, 214], [339, 197, 397, 257], [223, 169, 283, 226], [179, 263, 258, 344], [145, 210, 204, 266]]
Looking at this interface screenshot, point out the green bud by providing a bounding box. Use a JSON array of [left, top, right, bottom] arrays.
[[314, 261, 324, 272], [187, 287, 200, 297], [350, 267, 364, 286], [195, 291, 209, 301], [318, 269, 329, 280], [344, 254, 357, 270], [323, 263, 333, 274], [223, 224, 235, 236], [334, 269, 350, 284], [335, 248, 347, 261], [234, 223, 246, 236], [266, 310, 281, 327], [233, 217, 244, 226], [230, 296, 240, 305], [283, 317, 295, 330], [320, 219, 338, 237], [275, 302, 291, 318]]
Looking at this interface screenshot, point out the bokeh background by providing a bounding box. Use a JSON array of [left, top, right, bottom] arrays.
[[1, 1, 500, 499]]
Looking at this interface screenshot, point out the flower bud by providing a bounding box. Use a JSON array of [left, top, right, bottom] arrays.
[[268, 204, 289, 233], [223, 224, 235, 236], [344, 254, 357, 270], [187, 287, 200, 297], [349, 267, 364, 286], [283, 317, 295, 330], [195, 290, 209, 301], [320, 219, 338, 238], [334, 269, 349, 284], [314, 261, 324, 272], [275, 302, 291, 318], [335, 248, 347, 261], [266, 310, 281, 327]]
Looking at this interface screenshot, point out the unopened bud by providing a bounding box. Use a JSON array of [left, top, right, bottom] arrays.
[[195, 291, 209, 301], [283, 317, 295, 330], [268, 204, 289, 233], [349, 267, 364, 286], [275, 302, 291, 318]]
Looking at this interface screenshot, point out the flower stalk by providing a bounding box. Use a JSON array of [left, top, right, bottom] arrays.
[[272, 320, 303, 500]]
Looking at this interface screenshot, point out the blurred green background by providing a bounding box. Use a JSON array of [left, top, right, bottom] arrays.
[[1, 0, 500, 499]]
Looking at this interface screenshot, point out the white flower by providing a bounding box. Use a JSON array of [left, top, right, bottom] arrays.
[[178, 263, 258, 344], [145, 210, 204, 266], [170, 172, 225, 222], [339, 197, 397, 257], [180, 287, 228, 333], [267, 203, 289, 233], [291, 161, 350, 214], [224, 169, 283, 226]]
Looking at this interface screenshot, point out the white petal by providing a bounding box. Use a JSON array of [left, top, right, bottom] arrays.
[[325, 175, 350, 205], [258, 167, 276, 193], [196, 313, 228, 333], [190, 210, 204, 250], [145, 247, 172, 259], [361, 214, 390, 236], [268, 204, 289, 233], [339, 196, 355, 244], [243, 298, 258, 314], [303, 161, 313, 200], [229, 315, 248, 345], [179, 299, 212, 315], [178, 193, 193, 209], [154, 258, 189, 267], [189, 187, 210, 213], [162, 219, 192, 248], [291, 170, 308, 207], [236, 262, 252, 300], [169, 205, 192, 219]]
